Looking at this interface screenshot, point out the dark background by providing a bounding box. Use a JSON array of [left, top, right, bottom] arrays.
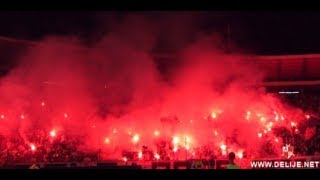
[[1, 11, 320, 55]]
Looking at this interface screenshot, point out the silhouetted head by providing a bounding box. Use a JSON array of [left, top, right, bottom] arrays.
[[228, 152, 236, 163]]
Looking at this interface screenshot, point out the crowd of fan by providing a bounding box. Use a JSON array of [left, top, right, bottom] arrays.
[[278, 92, 320, 156], [279, 92, 320, 116], [0, 93, 320, 166], [0, 130, 98, 167]]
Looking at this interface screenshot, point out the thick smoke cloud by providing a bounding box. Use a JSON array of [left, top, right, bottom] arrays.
[[0, 13, 307, 160]]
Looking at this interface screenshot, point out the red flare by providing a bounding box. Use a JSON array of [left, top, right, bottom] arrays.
[[30, 144, 36, 151], [154, 130, 160, 136], [104, 138, 110, 144], [132, 134, 139, 144], [154, 153, 160, 160], [50, 130, 56, 137]]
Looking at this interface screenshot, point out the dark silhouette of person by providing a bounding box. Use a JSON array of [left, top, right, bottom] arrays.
[[226, 152, 240, 169]]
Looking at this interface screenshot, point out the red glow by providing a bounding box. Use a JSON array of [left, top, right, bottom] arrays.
[[236, 152, 243, 159], [30, 144, 36, 151], [185, 136, 191, 143], [211, 112, 217, 119], [154, 130, 160, 136], [0, 37, 313, 164], [220, 144, 226, 151], [291, 122, 297, 127], [104, 138, 110, 144], [246, 111, 251, 120], [213, 130, 218, 136], [173, 146, 178, 152], [275, 138, 279, 143], [123, 157, 127, 162], [154, 153, 160, 160], [50, 130, 56, 137], [173, 136, 180, 145], [264, 130, 267, 134], [132, 134, 140, 144]]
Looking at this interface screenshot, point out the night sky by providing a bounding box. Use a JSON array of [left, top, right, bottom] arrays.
[[1, 11, 320, 55]]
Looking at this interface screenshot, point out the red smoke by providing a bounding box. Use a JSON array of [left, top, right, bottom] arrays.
[[0, 14, 309, 162]]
